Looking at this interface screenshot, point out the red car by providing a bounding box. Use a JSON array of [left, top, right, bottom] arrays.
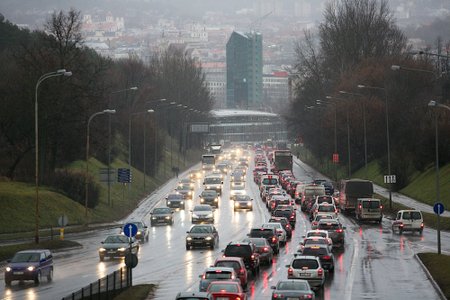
[[206, 281, 247, 300], [212, 257, 248, 289]]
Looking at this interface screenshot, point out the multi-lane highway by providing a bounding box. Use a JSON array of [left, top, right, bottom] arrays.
[[0, 151, 448, 300]]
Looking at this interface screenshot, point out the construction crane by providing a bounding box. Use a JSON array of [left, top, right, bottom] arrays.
[[249, 11, 272, 32]]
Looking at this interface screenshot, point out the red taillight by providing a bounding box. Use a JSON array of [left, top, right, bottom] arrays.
[[272, 237, 277, 243], [251, 254, 255, 260], [263, 246, 269, 252], [318, 268, 324, 277], [288, 267, 293, 275], [380, 205, 383, 209], [240, 268, 245, 274], [312, 221, 318, 226], [421, 223, 424, 228], [286, 224, 291, 229], [202, 274, 206, 279], [399, 223, 404, 228], [290, 215, 295, 219], [336, 229, 343, 233], [323, 255, 331, 260], [305, 294, 313, 299], [359, 204, 362, 209]]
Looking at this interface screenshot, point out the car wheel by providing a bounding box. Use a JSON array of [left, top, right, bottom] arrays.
[[419, 229, 423, 235], [34, 271, 42, 285], [47, 268, 53, 281], [186, 244, 190, 250]]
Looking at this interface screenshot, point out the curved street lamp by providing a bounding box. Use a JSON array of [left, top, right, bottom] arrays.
[[35, 69, 72, 244], [86, 109, 116, 219]]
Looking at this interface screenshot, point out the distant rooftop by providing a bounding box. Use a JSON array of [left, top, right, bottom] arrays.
[[210, 109, 278, 118]]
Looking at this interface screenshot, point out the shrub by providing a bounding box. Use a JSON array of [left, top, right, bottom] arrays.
[[50, 169, 100, 208]]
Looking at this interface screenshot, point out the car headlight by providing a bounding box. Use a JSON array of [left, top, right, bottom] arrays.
[[207, 214, 213, 218], [192, 214, 199, 218], [205, 236, 212, 241], [5, 267, 11, 272], [186, 236, 192, 241], [248, 201, 252, 206], [180, 201, 184, 204], [165, 216, 170, 219], [118, 247, 126, 252], [137, 231, 141, 235], [206, 185, 211, 189], [200, 199, 204, 203], [214, 198, 218, 202], [27, 266, 35, 271], [188, 191, 192, 195], [99, 248, 106, 252], [235, 202, 240, 207], [152, 216, 156, 220]]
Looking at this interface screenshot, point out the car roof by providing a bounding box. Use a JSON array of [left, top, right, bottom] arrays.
[[318, 219, 340, 224], [215, 256, 245, 263], [17, 249, 50, 254], [176, 291, 212, 298], [204, 267, 235, 273], [291, 255, 320, 261]]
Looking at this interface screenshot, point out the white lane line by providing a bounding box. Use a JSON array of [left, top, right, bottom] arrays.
[[344, 237, 359, 300]]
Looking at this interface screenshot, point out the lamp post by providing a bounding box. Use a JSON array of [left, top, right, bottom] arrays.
[[142, 110, 155, 192], [130, 109, 154, 193], [428, 100, 450, 255], [146, 99, 167, 176], [107, 87, 138, 207], [358, 84, 392, 209], [327, 95, 352, 178], [86, 109, 116, 219], [34, 69, 72, 244], [316, 99, 338, 183], [340, 90, 368, 178]]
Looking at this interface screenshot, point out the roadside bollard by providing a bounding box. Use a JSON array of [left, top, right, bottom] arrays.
[[60, 227, 64, 240]]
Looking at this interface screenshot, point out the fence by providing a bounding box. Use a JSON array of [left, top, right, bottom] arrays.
[[62, 267, 129, 300]]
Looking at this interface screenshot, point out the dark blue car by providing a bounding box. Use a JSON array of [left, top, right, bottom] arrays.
[[4, 249, 54, 285]]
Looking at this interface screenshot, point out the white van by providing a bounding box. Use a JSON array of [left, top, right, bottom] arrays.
[[392, 210, 424, 234], [355, 198, 382, 223]]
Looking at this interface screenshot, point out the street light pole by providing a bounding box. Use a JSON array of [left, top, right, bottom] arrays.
[[339, 90, 368, 178], [34, 69, 72, 244], [316, 99, 338, 182], [146, 99, 167, 176], [108, 87, 138, 207], [86, 109, 116, 220], [358, 84, 392, 209]]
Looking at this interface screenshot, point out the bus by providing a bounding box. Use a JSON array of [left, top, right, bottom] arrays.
[[272, 150, 293, 173]]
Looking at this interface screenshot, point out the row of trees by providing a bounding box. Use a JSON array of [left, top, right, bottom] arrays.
[[0, 10, 213, 201], [286, 0, 450, 189]]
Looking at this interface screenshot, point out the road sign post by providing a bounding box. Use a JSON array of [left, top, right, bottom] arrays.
[[122, 223, 138, 286], [433, 202, 445, 255], [384, 175, 396, 209]]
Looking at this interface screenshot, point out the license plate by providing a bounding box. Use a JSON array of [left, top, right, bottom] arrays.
[[298, 272, 311, 277], [158, 219, 166, 222], [287, 298, 299, 300], [13, 272, 24, 275], [217, 298, 229, 300]]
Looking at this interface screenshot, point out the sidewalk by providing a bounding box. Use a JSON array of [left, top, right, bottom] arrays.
[[293, 156, 450, 217]]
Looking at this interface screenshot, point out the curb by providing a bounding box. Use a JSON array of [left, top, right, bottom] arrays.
[[414, 253, 448, 300]]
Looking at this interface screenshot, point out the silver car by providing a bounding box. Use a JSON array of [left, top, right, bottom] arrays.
[[286, 255, 325, 290]]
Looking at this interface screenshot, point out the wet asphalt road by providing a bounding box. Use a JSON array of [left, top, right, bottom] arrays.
[[0, 156, 448, 300]]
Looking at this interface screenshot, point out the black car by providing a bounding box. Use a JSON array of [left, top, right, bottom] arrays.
[[248, 228, 280, 254], [233, 195, 253, 211], [150, 207, 174, 226], [4, 249, 54, 285], [272, 207, 296, 228], [186, 224, 219, 250], [268, 216, 292, 239], [314, 179, 334, 195], [166, 193, 185, 209], [223, 242, 260, 275], [300, 245, 335, 272], [199, 190, 220, 208], [98, 235, 139, 261]]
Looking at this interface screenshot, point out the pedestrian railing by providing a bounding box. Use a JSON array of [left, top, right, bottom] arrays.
[[62, 267, 129, 300]]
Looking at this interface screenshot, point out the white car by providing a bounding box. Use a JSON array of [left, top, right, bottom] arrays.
[[191, 205, 215, 224], [297, 236, 333, 253], [310, 214, 336, 230], [304, 230, 333, 248], [286, 255, 325, 290], [262, 222, 287, 246]]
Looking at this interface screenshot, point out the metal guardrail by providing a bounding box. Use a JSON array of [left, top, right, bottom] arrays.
[[62, 267, 129, 300]]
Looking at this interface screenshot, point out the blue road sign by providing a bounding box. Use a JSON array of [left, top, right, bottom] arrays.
[[433, 202, 445, 215], [118, 168, 131, 183], [123, 223, 138, 238]]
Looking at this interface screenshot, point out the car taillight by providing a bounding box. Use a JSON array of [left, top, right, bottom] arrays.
[[202, 274, 206, 279], [240, 268, 245, 274], [295, 192, 299, 197], [251, 254, 255, 260], [286, 224, 291, 229], [421, 223, 424, 228], [305, 294, 313, 299], [318, 268, 324, 277], [359, 204, 362, 209], [273, 294, 283, 298], [312, 221, 318, 226], [336, 229, 343, 233], [288, 267, 293, 276], [263, 246, 269, 252], [290, 215, 295, 219], [380, 205, 383, 209], [272, 236, 277, 243], [399, 223, 404, 228], [323, 255, 331, 260]]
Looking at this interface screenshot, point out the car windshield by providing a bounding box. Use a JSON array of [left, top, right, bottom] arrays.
[[292, 259, 319, 269], [194, 206, 212, 212], [205, 271, 232, 279], [235, 195, 250, 201], [302, 247, 328, 256], [167, 194, 183, 200], [104, 235, 128, 244], [250, 229, 273, 238], [153, 208, 171, 214], [131, 222, 144, 229], [362, 201, 380, 209], [262, 178, 278, 185], [317, 197, 333, 204], [305, 239, 327, 246], [225, 245, 251, 256], [177, 184, 191, 190], [202, 191, 217, 197], [215, 261, 240, 272], [232, 184, 245, 190], [403, 211, 422, 220], [277, 281, 308, 291], [190, 226, 212, 233], [269, 218, 287, 226], [318, 205, 335, 212], [273, 211, 291, 218], [11, 252, 41, 263], [307, 232, 327, 238], [318, 223, 340, 230], [316, 215, 334, 221], [208, 283, 238, 293], [204, 177, 222, 184], [305, 189, 324, 196]]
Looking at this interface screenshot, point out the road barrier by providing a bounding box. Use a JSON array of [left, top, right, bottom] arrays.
[[61, 267, 129, 300]]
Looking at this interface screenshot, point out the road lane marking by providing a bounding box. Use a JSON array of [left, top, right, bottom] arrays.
[[344, 237, 359, 300]]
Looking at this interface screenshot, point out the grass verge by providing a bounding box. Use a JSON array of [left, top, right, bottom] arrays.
[[113, 284, 156, 300], [0, 240, 81, 262], [417, 253, 450, 299]]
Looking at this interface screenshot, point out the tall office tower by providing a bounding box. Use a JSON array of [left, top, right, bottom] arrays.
[[226, 31, 263, 109]]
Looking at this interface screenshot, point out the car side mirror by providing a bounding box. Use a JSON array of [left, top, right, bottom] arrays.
[[271, 286, 276, 289], [198, 275, 202, 278], [343, 226, 346, 229], [6, 259, 10, 263], [101, 241, 104, 244], [221, 249, 224, 253], [285, 264, 290, 268], [186, 231, 190, 234]]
